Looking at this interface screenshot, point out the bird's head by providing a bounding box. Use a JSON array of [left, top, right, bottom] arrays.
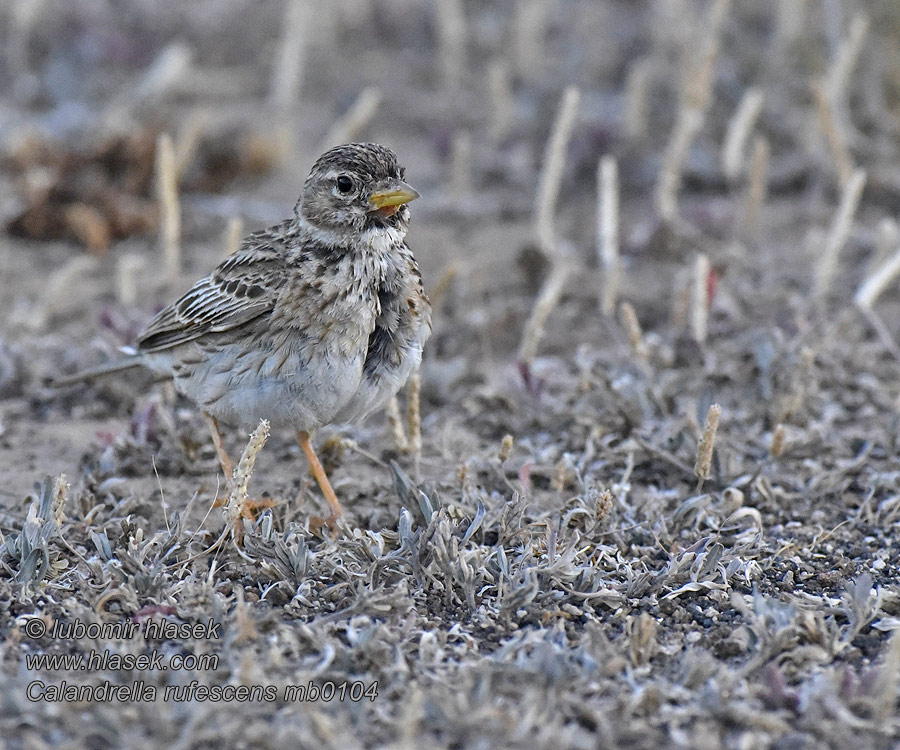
[[297, 142, 419, 238]]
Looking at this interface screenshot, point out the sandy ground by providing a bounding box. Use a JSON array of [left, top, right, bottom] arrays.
[[3, 1, 900, 748]]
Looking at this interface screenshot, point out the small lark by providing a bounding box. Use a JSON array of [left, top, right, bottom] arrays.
[[60, 143, 431, 529]]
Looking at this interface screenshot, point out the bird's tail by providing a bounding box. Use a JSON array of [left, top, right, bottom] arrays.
[[52, 356, 144, 387]]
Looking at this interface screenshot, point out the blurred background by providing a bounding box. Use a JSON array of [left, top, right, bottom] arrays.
[[5, 0, 900, 524], [4, 0, 900, 502]]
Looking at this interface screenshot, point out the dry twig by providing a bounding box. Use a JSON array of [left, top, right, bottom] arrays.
[[722, 88, 764, 181], [813, 168, 866, 300], [155, 133, 181, 290], [535, 86, 581, 255], [597, 156, 620, 316], [695, 403, 721, 488]]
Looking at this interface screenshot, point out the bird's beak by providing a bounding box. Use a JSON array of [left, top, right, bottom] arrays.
[[369, 181, 420, 211]]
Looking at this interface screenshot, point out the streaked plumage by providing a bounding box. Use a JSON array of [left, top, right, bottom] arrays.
[[60, 143, 431, 528]]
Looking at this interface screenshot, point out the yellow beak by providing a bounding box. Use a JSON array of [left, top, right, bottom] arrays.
[[369, 182, 420, 210]]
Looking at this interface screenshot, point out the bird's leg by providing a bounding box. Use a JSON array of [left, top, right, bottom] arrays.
[[297, 430, 343, 531], [204, 413, 234, 482]]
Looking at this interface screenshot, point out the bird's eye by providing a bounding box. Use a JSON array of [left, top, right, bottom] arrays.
[[336, 175, 354, 194]]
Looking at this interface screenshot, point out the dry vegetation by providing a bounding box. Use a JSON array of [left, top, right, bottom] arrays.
[[4, 1, 900, 748]]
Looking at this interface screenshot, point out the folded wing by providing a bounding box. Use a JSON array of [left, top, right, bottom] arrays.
[[137, 232, 289, 353]]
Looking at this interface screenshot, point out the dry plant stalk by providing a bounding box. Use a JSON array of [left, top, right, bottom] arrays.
[[224, 419, 270, 531], [855, 245, 900, 310], [624, 57, 652, 141], [517, 261, 569, 365], [535, 86, 581, 255], [406, 371, 422, 459], [115, 253, 145, 307], [811, 80, 853, 186], [134, 43, 192, 102], [872, 218, 900, 269], [721, 88, 764, 181], [270, 0, 308, 112], [769, 424, 786, 459], [618, 301, 647, 360], [742, 136, 770, 235], [856, 220, 900, 308], [656, 107, 702, 222], [64, 204, 109, 252], [694, 403, 721, 486], [813, 168, 866, 300], [155, 133, 181, 289], [826, 12, 869, 103], [450, 130, 472, 197], [655, 0, 730, 222], [224, 216, 244, 257], [434, 0, 465, 90], [670, 266, 692, 330], [321, 86, 381, 150], [487, 60, 513, 140], [690, 253, 710, 344], [103, 44, 192, 127], [597, 156, 620, 316], [387, 395, 409, 453]]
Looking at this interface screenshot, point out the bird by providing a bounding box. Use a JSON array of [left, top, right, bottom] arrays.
[[56, 142, 431, 530]]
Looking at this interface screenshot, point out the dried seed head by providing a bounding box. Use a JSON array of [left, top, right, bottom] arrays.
[[619, 301, 646, 358], [498, 434, 514, 463], [51, 474, 68, 529], [552, 455, 576, 493], [628, 612, 658, 666], [694, 403, 722, 484], [225, 419, 270, 530], [595, 487, 613, 524], [770, 424, 786, 458]]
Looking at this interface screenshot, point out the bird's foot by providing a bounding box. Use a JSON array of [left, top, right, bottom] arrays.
[[212, 494, 277, 519], [309, 512, 341, 537]]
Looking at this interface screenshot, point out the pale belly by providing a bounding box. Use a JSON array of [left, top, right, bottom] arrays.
[[144, 337, 365, 431], [331, 318, 429, 424]]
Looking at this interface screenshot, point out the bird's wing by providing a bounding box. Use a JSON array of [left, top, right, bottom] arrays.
[[137, 228, 292, 352]]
